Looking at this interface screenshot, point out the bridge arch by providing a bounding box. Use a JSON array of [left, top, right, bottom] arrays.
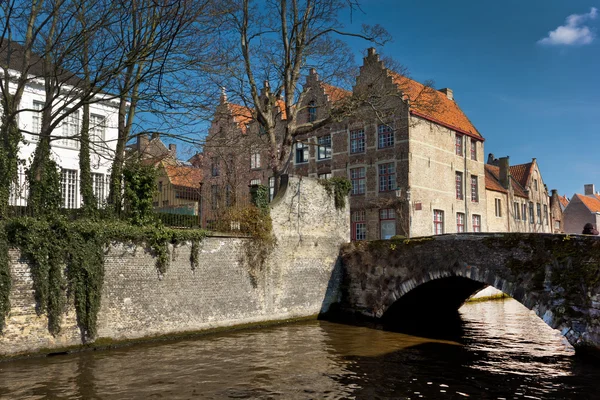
[[340, 234, 600, 358]]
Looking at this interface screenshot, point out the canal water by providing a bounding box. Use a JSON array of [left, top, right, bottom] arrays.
[[1, 298, 599, 399]]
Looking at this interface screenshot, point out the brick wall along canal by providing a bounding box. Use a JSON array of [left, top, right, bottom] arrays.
[[1, 298, 600, 399]]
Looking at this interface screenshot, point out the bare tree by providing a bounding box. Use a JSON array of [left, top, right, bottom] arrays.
[[204, 0, 390, 193]]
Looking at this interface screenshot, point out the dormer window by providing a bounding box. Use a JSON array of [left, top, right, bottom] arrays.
[[308, 101, 317, 122]]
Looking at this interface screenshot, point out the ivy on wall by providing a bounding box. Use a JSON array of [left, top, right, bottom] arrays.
[[318, 177, 352, 210], [0, 218, 208, 340]]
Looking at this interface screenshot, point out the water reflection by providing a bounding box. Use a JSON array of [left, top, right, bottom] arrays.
[[0, 299, 599, 399]]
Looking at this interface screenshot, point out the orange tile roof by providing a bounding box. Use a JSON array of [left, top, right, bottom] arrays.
[[509, 163, 533, 189], [164, 164, 202, 189], [559, 195, 569, 208], [484, 164, 528, 198], [485, 165, 507, 194], [390, 72, 481, 139], [227, 103, 253, 133], [574, 194, 600, 213], [321, 83, 351, 103]]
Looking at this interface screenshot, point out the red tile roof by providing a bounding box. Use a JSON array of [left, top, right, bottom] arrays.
[[574, 194, 600, 213], [559, 195, 569, 209], [164, 164, 202, 189], [389, 72, 481, 139], [485, 165, 507, 194], [227, 103, 253, 133], [509, 163, 533, 189], [321, 83, 351, 103], [484, 164, 528, 198]]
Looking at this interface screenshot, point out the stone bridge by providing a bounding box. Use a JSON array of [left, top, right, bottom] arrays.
[[339, 234, 600, 358]]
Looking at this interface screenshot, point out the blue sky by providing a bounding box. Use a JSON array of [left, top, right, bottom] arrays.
[[342, 0, 599, 198]]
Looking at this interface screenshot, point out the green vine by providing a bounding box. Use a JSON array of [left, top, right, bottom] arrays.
[[0, 224, 11, 332], [319, 177, 352, 209], [123, 162, 158, 226], [190, 240, 200, 271], [1, 218, 207, 338], [250, 184, 270, 214]]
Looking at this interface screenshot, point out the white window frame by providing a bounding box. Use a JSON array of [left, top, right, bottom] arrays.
[[317, 135, 331, 160], [61, 169, 78, 209], [250, 151, 261, 169]]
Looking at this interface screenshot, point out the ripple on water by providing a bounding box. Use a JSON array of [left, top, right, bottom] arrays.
[[0, 298, 599, 399]]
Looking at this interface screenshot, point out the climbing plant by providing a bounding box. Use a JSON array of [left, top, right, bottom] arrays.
[[319, 177, 352, 209], [123, 161, 158, 226], [0, 223, 11, 332], [0, 217, 207, 338]]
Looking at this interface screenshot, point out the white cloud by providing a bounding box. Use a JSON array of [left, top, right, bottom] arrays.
[[538, 7, 598, 46]]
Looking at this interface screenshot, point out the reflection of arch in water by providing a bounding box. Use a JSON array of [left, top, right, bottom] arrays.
[[340, 234, 600, 357]]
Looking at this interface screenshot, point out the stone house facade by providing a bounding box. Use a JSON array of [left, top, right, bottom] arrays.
[[291, 48, 487, 239], [200, 90, 282, 226], [563, 184, 600, 234], [484, 155, 552, 233]]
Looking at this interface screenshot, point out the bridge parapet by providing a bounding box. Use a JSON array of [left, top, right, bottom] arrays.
[[340, 233, 600, 358]]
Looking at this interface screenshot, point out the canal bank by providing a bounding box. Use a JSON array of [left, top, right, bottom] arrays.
[[0, 299, 598, 399], [0, 176, 349, 359]]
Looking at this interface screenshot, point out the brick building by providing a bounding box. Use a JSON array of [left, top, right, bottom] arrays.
[[484, 155, 552, 233], [563, 184, 600, 234], [291, 48, 487, 239]]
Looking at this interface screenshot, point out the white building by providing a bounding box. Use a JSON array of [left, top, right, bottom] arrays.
[[5, 72, 120, 209]]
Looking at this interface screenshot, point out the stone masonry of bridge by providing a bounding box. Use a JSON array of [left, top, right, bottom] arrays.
[[340, 234, 600, 358], [0, 176, 349, 358]]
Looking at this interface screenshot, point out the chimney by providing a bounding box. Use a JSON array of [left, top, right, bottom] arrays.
[[439, 88, 453, 100], [137, 134, 149, 152], [499, 156, 510, 189], [151, 132, 160, 140], [584, 184, 595, 196], [169, 143, 177, 157], [487, 153, 498, 166], [367, 47, 377, 57], [220, 87, 227, 104]]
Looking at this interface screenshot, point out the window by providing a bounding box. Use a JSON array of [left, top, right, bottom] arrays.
[[380, 209, 396, 239], [352, 210, 366, 241], [318, 172, 332, 180], [308, 101, 317, 122], [92, 173, 106, 206], [250, 151, 261, 169], [350, 167, 366, 195], [513, 202, 520, 220], [350, 129, 365, 154], [455, 134, 463, 156], [379, 163, 395, 192], [529, 202, 534, 224], [456, 212, 465, 233], [544, 204, 549, 226], [494, 198, 502, 217], [61, 169, 78, 209], [472, 214, 481, 232], [58, 112, 80, 148], [90, 114, 106, 150], [534, 179, 538, 191], [225, 185, 232, 207], [378, 124, 394, 148], [522, 204, 527, 221], [537, 203, 542, 224], [317, 135, 331, 160], [259, 125, 266, 135], [210, 185, 219, 209], [269, 177, 275, 201], [470, 175, 479, 202], [158, 181, 163, 193], [31, 100, 43, 141], [433, 210, 444, 235], [455, 172, 463, 200], [295, 142, 309, 164], [470, 138, 477, 160], [211, 157, 219, 176], [250, 179, 261, 186]]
